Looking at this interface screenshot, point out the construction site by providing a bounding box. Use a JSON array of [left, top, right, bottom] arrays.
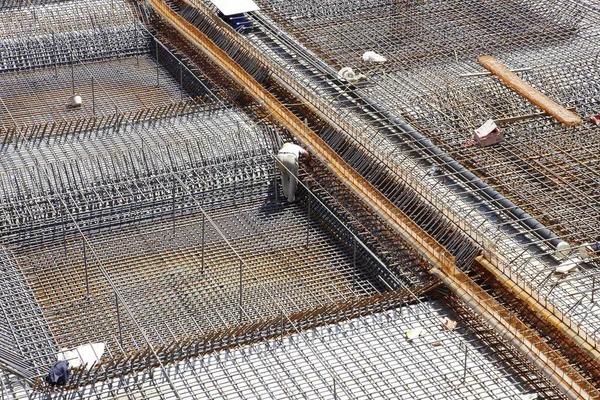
[[0, 0, 599, 398]]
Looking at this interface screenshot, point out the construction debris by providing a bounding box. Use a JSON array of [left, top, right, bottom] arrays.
[[337, 66, 366, 83], [405, 327, 425, 340], [57, 343, 105, 370], [520, 394, 538, 400], [555, 258, 579, 274], [362, 51, 386, 62], [477, 55, 583, 126], [474, 119, 503, 147], [579, 243, 600, 260], [441, 317, 457, 331], [210, 0, 259, 15], [69, 94, 82, 108]]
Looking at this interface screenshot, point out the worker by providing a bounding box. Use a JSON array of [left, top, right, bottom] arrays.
[[45, 360, 71, 388], [276, 142, 310, 202]]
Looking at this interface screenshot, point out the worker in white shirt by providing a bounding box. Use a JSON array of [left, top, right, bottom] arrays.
[[276, 142, 310, 202]]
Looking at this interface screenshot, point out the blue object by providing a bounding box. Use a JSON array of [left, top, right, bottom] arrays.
[[218, 12, 251, 31], [45, 361, 71, 387]]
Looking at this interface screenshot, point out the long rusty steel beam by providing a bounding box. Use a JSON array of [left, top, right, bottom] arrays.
[[476, 255, 600, 367], [147, 0, 454, 273], [147, 1, 600, 398], [430, 264, 599, 400]]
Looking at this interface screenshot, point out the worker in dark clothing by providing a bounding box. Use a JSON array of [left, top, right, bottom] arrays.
[[45, 360, 71, 388]]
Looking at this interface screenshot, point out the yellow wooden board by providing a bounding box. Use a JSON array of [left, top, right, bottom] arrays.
[[477, 55, 582, 126]]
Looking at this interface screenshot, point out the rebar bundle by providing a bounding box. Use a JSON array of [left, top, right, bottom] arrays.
[[0, 110, 274, 243]]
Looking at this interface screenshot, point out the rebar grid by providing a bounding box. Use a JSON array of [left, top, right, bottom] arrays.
[[471, 264, 600, 390], [301, 162, 434, 289], [256, 0, 583, 73], [155, 5, 600, 397], [0, 0, 228, 132], [177, 3, 480, 273], [0, 0, 595, 398], [442, 292, 567, 399], [253, 0, 600, 246], [0, 56, 186, 128], [249, 0, 600, 344], [14, 197, 380, 363], [363, 65, 600, 245], [0, 0, 147, 72], [0, 248, 57, 379], [0, 6, 441, 396], [29, 302, 539, 399], [0, 106, 273, 243]]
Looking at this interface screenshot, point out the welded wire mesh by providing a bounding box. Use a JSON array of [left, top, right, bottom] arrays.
[[0, 0, 592, 398], [252, 0, 600, 360]]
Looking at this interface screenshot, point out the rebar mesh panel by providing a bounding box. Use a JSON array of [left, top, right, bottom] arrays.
[[26, 302, 536, 399], [0, 0, 148, 72], [0, 247, 57, 378], [257, 0, 582, 73], [14, 198, 381, 369], [0, 55, 190, 128], [0, 109, 274, 243], [363, 60, 600, 244], [255, 0, 600, 245], [254, 0, 600, 359]]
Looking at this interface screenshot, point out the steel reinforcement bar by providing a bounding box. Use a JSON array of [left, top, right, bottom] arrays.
[[179, 0, 599, 351], [178, 0, 600, 380], [145, 1, 600, 398], [149, 0, 600, 399], [53, 288, 416, 390], [147, 0, 453, 272]]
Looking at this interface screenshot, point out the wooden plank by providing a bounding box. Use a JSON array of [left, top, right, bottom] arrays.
[[477, 55, 583, 126]]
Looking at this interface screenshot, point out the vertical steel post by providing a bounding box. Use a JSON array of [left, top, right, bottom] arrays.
[[280, 311, 284, 345], [180, 63, 183, 100], [463, 346, 468, 383], [334, 378, 337, 399], [63, 215, 67, 257], [91, 77, 95, 116], [201, 213, 205, 272], [239, 260, 243, 323], [306, 194, 311, 249], [353, 236, 357, 269], [53, 31, 57, 77], [172, 176, 176, 235], [71, 55, 75, 96], [116, 293, 123, 349], [84, 238, 89, 299], [135, 27, 140, 66], [156, 40, 160, 87]]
